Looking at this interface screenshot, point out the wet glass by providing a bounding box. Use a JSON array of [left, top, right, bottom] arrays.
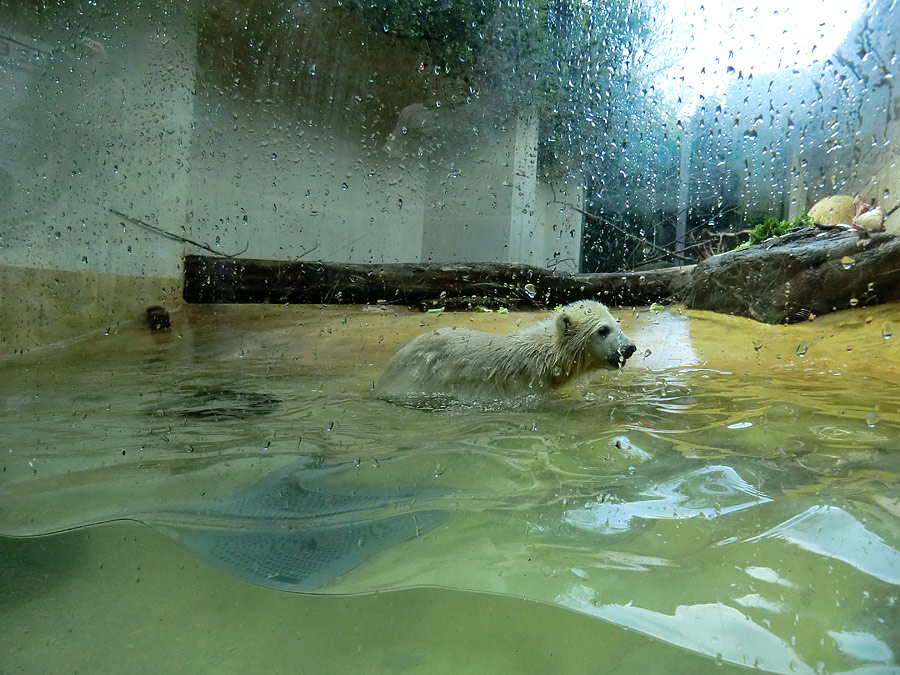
[[1, 0, 899, 672]]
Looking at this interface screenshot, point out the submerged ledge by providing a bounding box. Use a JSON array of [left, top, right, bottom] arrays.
[[183, 227, 900, 324]]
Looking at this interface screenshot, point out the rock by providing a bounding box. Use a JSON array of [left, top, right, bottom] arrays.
[[854, 206, 886, 232], [808, 195, 856, 225], [145, 305, 171, 330], [808, 195, 886, 232]]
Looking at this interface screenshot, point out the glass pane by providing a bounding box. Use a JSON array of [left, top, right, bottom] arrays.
[[2, 0, 898, 671]]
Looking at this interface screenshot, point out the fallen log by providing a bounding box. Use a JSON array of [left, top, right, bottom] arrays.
[[182, 227, 900, 324], [686, 227, 900, 324], [182, 255, 694, 310]]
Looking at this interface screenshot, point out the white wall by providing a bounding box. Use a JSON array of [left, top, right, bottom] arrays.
[[1, 0, 584, 280], [419, 110, 517, 263], [0, 4, 194, 278], [419, 108, 584, 268], [188, 97, 426, 263]]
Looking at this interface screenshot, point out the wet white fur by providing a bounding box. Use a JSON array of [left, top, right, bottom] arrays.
[[376, 300, 634, 403]]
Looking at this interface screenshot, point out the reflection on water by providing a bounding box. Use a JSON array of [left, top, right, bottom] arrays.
[[1, 303, 899, 673], [747, 505, 900, 586], [560, 596, 817, 674], [563, 465, 772, 533]]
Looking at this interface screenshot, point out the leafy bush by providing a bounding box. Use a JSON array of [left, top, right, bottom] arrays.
[[735, 215, 812, 250]]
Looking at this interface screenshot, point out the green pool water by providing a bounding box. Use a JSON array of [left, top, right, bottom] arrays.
[[1, 303, 898, 674]]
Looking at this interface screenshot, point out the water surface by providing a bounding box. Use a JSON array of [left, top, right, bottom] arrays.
[[2, 302, 898, 673]]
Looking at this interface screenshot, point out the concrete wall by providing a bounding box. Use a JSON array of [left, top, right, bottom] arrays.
[[534, 180, 584, 274], [0, 0, 583, 353], [419, 110, 518, 263], [187, 96, 426, 263], [418, 107, 583, 269], [185, 0, 434, 264], [0, 2, 194, 353], [0, 3, 194, 278], [1, 0, 577, 271]]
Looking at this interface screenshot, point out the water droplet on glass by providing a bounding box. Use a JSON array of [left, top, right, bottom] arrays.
[[796, 342, 809, 357], [883, 321, 894, 339], [341, 182, 348, 190], [841, 256, 855, 269], [309, 64, 316, 76], [80, 256, 88, 264], [523, 283, 537, 298], [849, 298, 859, 307], [865, 412, 880, 427]]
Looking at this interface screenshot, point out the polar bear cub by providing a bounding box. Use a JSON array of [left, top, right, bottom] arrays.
[[376, 300, 636, 405]]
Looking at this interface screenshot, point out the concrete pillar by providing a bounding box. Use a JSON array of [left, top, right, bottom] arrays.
[[508, 110, 539, 264]]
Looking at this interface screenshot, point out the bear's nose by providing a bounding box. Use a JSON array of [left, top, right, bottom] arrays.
[[621, 343, 636, 360]]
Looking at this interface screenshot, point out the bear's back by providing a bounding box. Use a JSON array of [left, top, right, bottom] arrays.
[[375, 326, 548, 404]]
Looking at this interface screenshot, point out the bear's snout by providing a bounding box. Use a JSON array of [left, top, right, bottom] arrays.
[[607, 341, 636, 368]]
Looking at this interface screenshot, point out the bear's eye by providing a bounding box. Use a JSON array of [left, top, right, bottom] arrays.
[[597, 325, 610, 337]]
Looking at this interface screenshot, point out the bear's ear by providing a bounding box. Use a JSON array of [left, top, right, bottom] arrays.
[[555, 310, 572, 335]]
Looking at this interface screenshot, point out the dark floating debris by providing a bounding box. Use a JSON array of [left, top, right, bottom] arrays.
[[145, 305, 171, 331], [154, 388, 281, 421]]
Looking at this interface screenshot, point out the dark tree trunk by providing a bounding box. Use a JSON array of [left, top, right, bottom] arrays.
[[685, 227, 900, 323], [182, 228, 900, 324], [183, 255, 693, 310]]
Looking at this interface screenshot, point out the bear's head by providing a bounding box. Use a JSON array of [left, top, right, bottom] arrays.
[[555, 301, 636, 369]]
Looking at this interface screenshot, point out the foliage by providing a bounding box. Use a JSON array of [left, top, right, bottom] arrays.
[[198, 0, 661, 181], [540, 0, 660, 144], [346, 0, 490, 67], [734, 215, 813, 250], [347, 0, 660, 166]]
